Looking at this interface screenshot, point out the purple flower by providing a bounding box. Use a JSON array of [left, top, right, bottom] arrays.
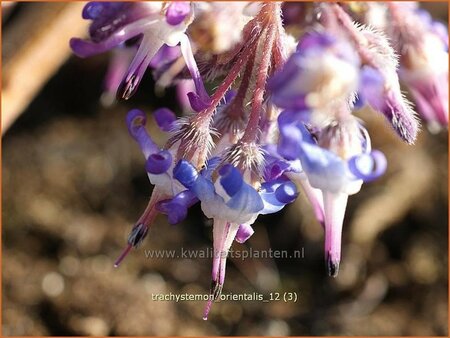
[[114, 108, 184, 267], [71, 2, 211, 109], [166, 2, 191, 26]]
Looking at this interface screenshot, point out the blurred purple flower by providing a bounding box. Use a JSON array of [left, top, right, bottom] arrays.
[[387, 3, 448, 132]]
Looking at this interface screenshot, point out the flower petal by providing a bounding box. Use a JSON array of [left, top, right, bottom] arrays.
[[154, 108, 177, 132], [145, 150, 173, 175], [126, 109, 158, 158], [235, 223, 254, 243], [348, 150, 387, 182], [166, 2, 191, 26]]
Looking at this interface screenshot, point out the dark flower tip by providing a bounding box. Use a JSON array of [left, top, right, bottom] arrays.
[[117, 74, 141, 100], [69, 38, 94, 58], [326, 253, 340, 278]]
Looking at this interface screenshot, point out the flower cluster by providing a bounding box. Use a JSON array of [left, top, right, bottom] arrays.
[[72, 2, 448, 319]]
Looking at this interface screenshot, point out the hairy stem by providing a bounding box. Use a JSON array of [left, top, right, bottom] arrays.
[[241, 23, 277, 143]]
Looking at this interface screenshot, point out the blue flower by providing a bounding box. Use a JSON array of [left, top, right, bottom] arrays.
[[173, 159, 298, 318], [274, 108, 387, 276]]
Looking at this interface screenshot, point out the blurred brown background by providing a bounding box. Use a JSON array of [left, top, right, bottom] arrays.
[[2, 2, 448, 336]]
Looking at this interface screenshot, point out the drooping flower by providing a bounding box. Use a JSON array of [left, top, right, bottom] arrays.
[[113, 108, 177, 266], [70, 2, 211, 109], [274, 107, 386, 276], [173, 146, 298, 319], [267, 25, 388, 276]]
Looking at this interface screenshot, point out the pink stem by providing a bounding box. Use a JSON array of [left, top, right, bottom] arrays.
[[193, 39, 258, 126], [241, 19, 277, 143]]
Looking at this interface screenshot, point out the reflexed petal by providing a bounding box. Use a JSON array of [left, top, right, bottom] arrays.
[[259, 178, 298, 214], [166, 2, 191, 26], [299, 141, 351, 194], [157, 190, 198, 224], [348, 150, 387, 182], [70, 18, 158, 58], [222, 182, 264, 221], [145, 150, 173, 175], [126, 109, 158, 158], [173, 159, 200, 189], [275, 181, 298, 204], [179, 34, 211, 111], [154, 108, 177, 132]]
